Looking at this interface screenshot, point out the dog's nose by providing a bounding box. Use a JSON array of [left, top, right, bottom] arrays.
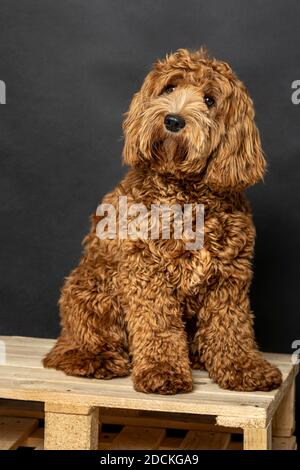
[[164, 114, 186, 133]]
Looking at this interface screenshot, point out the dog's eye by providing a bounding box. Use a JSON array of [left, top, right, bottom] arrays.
[[204, 95, 215, 108], [162, 84, 176, 94]]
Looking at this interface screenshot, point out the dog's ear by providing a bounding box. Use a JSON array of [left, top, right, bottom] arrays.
[[122, 90, 142, 166], [122, 72, 156, 166], [204, 82, 266, 191]]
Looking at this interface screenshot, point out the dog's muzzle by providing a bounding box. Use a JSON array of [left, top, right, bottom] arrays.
[[164, 114, 186, 133]]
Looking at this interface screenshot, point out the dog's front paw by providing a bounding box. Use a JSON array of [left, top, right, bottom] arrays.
[[133, 363, 193, 395], [215, 360, 282, 392]]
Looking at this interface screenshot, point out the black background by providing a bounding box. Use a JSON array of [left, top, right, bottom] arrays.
[[1, 0, 300, 438]]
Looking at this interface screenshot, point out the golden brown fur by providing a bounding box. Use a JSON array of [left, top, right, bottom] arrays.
[[44, 48, 282, 393]]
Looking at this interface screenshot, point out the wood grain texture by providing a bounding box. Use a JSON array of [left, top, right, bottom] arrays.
[[243, 423, 272, 450], [273, 380, 295, 437], [180, 430, 230, 449], [0, 416, 38, 450], [272, 436, 297, 450], [109, 425, 165, 450]]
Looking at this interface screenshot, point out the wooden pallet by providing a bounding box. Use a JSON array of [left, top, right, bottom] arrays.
[[0, 402, 297, 451], [0, 336, 298, 450]]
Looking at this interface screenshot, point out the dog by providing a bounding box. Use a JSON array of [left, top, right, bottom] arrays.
[[44, 48, 282, 394]]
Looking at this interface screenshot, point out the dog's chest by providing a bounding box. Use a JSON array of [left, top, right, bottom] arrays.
[[150, 179, 207, 207]]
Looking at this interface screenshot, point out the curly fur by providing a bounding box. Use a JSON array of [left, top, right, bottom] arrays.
[[44, 48, 282, 394]]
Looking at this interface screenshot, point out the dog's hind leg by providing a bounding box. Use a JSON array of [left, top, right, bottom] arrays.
[[43, 333, 130, 379], [43, 258, 130, 379]]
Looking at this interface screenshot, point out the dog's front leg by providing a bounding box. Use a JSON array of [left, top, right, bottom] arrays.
[[197, 278, 282, 391], [121, 263, 192, 394]]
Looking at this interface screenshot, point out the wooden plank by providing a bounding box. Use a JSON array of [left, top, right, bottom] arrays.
[[272, 381, 295, 437], [109, 426, 165, 450], [227, 440, 243, 450], [272, 436, 297, 450], [265, 365, 297, 425], [44, 404, 99, 450], [0, 416, 38, 450], [228, 435, 295, 451], [99, 431, 119, 450], [0, 363, 283, 404], [0, 378, 269, 427], [0, 365, 278, 412], [0, 368, 273, 409], [1, 342, 291, 396], [0, 399, 44, 419], [100, 408, 242, 433], [159, 436, 183, 450], [23, 427, 44, 449], [243, 422, 272, 450], [0, 336, 55, 347], [180, 430, 231, 450]]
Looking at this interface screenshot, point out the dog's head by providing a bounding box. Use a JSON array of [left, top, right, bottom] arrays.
[[123, 48, 265, 191]]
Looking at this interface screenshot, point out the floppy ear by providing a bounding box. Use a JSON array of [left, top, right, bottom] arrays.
[[122, 91, 143, 166], [122, 71, 157, 167], [204, 84, 266, 191]]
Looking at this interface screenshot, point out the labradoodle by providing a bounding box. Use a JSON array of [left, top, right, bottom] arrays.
[[44, 48, 282, 394]]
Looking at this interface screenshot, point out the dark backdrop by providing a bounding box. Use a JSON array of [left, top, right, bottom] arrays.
[[1, 0, 300, 433]]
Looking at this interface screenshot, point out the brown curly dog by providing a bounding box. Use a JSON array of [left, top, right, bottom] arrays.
[[44, 48, 282, 394]]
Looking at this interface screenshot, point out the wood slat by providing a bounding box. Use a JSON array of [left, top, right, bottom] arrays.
[[0, 336, 55, 347], [158, 436, 183, 450], [273, 381, 296, 436], [99, 431, 118, 450], [180, 430, 231, 450], [108, 425, 165, 450], [263, 366, 297, 425], [243, 423, 272, 450], [0, 399, 44, 419], [0, 363, 280, 404], [0, 399, 243, 434], [0, 379, 269, 428], [23, 427, 44, 449], [0, 364, 274, 405], [272, 436, 297, 450], [0, 416, 38, 450], [100, 410, 242, 434]]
